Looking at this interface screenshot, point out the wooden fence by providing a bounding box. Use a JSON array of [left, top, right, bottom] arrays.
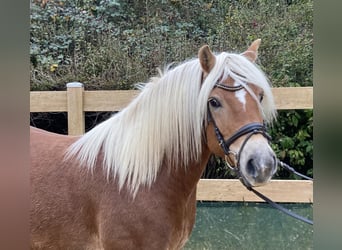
[[30, 82, 313, 203]]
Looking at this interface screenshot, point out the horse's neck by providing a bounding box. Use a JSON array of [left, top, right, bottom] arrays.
[[155, 144, 211, 199]]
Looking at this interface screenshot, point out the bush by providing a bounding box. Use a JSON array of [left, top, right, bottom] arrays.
[[30, 0, 313, 178]]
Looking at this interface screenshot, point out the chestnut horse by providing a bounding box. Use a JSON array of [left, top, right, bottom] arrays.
[[30, 39, 277, 249]]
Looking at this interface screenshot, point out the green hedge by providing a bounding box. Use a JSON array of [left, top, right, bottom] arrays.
[[30, 0, 313, 178]]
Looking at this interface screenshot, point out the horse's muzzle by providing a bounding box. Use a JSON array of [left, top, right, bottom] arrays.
[[240, 149, 277, 187]]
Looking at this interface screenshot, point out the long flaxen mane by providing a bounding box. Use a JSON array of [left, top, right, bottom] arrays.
[[66, 51, 276, 196]]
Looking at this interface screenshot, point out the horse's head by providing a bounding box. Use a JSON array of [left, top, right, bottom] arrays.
[[199, 39, 277, 187]]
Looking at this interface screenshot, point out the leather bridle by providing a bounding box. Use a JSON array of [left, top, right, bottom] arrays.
[[207, 82, 271, 185], [206, 81, 313, 225]]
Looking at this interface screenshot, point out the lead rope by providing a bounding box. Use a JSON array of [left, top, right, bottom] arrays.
[[247, 187, 313, 225], [246, 159, 313, 225]]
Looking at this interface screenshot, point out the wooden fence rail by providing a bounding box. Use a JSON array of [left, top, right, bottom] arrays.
[[30, 83, 313, 203]]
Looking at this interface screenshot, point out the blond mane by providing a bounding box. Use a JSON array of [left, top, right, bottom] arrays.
[[66, 52, 276, 196]]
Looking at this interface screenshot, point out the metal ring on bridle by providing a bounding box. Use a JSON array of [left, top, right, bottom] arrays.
[[224, 152, 237, 171]]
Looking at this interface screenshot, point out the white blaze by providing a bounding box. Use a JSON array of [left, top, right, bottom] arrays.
[[234, 82, 247, 110]]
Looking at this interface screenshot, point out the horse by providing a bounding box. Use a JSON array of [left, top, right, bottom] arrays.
[[30, 39, 277, 249]]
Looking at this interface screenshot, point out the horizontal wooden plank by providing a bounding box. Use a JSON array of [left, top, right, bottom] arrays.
[[30, 87, 312, 112], [196, 179, 313, 203], [30, 91, 67, 112], [83, 90, 140, 111], [82, 87, 313, 111], [273, 87, 313, 110]]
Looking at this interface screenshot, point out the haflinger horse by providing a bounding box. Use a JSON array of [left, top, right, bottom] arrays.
[[31, 39, 277, 249]]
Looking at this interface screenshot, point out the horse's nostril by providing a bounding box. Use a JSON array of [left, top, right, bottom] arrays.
[[246, 159, 256, 177]]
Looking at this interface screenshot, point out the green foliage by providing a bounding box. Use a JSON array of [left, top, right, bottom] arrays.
[[30, 0, 313, 179], [270, 109, 313, 178], [219, 0, 313, 87]]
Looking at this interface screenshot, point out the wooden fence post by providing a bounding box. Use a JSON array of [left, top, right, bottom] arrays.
[[66, 82, 85, 135]]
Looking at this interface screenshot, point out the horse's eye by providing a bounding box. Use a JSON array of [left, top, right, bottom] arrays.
[[259, 93, 264, 103], [208, 98, 221, 108]]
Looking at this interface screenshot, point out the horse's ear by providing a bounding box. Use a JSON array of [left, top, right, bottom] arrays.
[[199, 45, 216, 73], [242, 39, 261, 62]]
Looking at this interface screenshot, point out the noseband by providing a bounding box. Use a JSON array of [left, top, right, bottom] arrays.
[[207, 82, 271, 180]]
